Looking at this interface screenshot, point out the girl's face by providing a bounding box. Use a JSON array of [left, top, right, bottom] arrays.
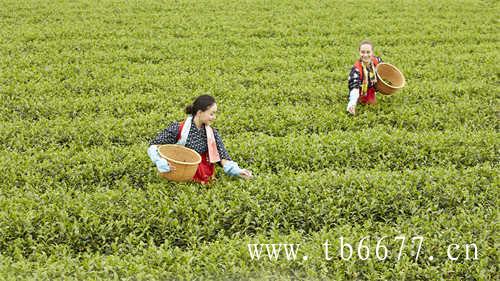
[[359, 44, 373, 63], [196, 103, 217, 126]]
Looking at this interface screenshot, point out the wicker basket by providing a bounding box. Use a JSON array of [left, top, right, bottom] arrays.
[[375, 63, 406, 95], [157, 144, 201, 182]]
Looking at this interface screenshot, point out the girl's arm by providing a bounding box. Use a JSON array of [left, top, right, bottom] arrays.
[[347, 67, 361, 114], [149, 122, 180, 145], [347, 88, 360, 114], [213, 128, 232, 161], [214, 129, 253, 179], [348, 67, 362, 92], [147, 122, 180, 173]]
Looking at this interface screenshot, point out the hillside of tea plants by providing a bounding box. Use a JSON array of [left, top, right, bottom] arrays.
[[0, 0, 498, 279]]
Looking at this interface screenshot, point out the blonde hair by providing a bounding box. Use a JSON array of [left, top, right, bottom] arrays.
[[359, 39, 374, 50]]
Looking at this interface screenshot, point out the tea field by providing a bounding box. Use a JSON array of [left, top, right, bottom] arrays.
[[0, 0, 498, 280]]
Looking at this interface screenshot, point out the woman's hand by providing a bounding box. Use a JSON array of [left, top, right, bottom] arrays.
[[157, 159, 176, 173], [223, 160, 252, 179], [156, 158, 171, 173], [347, 104, 356, 115], [239, 169, 253, 179], [148, 145, 173, 173]]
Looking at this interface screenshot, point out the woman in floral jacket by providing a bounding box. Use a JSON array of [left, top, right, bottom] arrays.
[[147, 94, 252, 184], [347, 40, 383, 115]]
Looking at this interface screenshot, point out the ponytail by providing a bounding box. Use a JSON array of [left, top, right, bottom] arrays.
[[185, 94, 216, 116], [185, 104, 194, 115]]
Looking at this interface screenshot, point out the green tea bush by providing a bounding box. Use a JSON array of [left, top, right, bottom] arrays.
[[0, 0, 497, 279]]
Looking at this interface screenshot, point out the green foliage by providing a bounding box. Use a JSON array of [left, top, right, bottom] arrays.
[[0, 0, 497, 279]]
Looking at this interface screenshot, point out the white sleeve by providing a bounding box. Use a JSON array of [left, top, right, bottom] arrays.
[[347, 88, 359, 108]]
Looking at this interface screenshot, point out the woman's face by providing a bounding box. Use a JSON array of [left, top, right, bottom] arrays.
[[359, 44, 373, 63], [197, 103, 217, 126]]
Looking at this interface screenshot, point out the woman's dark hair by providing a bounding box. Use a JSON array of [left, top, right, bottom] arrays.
[[185, 94, 216, 115]]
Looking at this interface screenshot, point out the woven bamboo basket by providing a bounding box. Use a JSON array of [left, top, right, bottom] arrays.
[[157, 144, 201, 182], [375, 62, 406, 95]]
